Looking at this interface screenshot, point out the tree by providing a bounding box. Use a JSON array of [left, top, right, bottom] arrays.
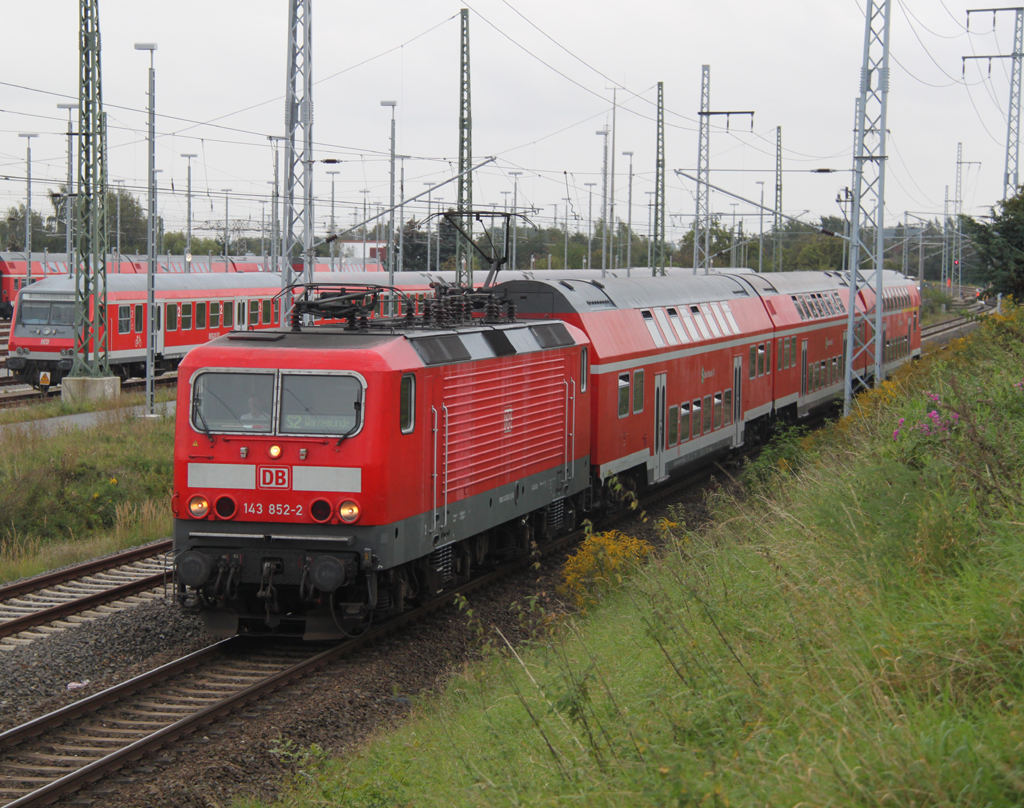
[[963, 192, 1024, 298]]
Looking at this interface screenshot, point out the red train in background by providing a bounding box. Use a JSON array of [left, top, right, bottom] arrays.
[[171, 268, 920, 640], [0, 252, 383, 318]]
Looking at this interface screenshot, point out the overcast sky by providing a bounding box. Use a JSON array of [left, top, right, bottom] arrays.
[[0, 0, 1016, 253]]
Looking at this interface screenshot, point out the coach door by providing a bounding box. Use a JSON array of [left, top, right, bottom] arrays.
[[732, 355, 744, 447], [653, 373, 667, 482], [800, 340, 808, 397]]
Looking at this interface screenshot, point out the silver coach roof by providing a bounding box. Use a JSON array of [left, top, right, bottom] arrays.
[[18, 273, 285, 296]]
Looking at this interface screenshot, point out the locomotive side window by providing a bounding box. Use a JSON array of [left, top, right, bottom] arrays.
[[192, 371, 275, 433], [618, 373, 630, 417], [181, 303, 193, 331], [210, 302, 220, 329], [196, 302, 207, 330], [280, 374, 362, 435], [580, 347, 588, 392], [633, 369, 645, 414], [223, 302, 234, 328], [118, 305, 131, 334], [134, 304, 143, 333], [680, 403, 691, 441], [400, 374, 415, 434], [166, 303, 178, 331]]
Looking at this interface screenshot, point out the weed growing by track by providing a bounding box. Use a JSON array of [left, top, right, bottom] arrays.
[[256, 303, 1024, 807], [0, 405, 174, 582]]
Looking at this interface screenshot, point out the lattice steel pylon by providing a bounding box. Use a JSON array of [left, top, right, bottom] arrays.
[[772, 126, 783, 272], [282, 0, 314, 308], [456, 8, 473, 286], [653, 81, 666, 276], [843, 0, 892, 416], [71, 0, 110, 378], [694, 67, 711, 274], [965, 7, 1023, 200]]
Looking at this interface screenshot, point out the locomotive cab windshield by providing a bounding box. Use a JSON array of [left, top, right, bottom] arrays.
[[191, 370, 364, 436]]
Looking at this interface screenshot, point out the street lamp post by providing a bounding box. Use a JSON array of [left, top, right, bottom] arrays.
[[57, 104, 76, 261], [112, 179, 125, 264], [181, 153, 197, 272], [584, 182, 596, 269], [361, 189, 370, 268], [510, 171, 522, 271], [327, 169, 340, 271], [381, 101, 397, 293], [18, 133, 38, 285], [562, 197, 571, 269], [221, 189, 232, 269], [397, 156, 409, 275], [595, 129, 609, 275], [424, 183, 434, 274], [134, 42, 157, 414], [756, 181, 765, 273], [622, 151, 633, 274]]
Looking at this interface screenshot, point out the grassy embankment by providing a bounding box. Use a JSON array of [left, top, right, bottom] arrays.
[[252, 303, 1024, 807], [0, 399, 175, 583]]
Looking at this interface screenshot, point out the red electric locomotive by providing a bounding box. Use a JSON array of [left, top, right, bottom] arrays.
[[172, 285, 590, 639]]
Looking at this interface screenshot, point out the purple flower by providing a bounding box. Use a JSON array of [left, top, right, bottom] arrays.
[[893, 429, 900, 440]]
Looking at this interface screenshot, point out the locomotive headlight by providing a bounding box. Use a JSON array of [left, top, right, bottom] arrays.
[[188, 495, 211, 518], [339, 500, 361, 523], [268, 444, 282, 459]]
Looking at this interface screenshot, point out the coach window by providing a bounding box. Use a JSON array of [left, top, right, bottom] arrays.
[[223, 302, 234, 328], [668, 404, 678, 446], [210, 302, 220, 329], [181, 302, 193, 331], [134, 304, 143, 333], [166, 303, 178, 332], [580, 347, 588, 392], [618, 373, 630, 417], [118, 305, 131, 335], [633, 369, 645, 414], [713, 393, 723, 430], [722, 388, 733, 426], [792, 296, 805, 320], [400, 374, 415, 434], [765, 341, 771, 374], [757, 344, 765, 377], [778, 339, 784, 372], [264, 299, 274, 324], [196, 302, 207, 330], [749, 345, 757, 380], [703, 394, 713, 434], [690, 400, 701, 437], [680, 403, 691, 441], [249, 299, 260, 325]]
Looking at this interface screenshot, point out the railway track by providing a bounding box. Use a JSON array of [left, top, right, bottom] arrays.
[[0, 541, 172, 650]]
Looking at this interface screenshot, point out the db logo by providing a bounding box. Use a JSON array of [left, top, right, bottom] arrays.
[[257, 466, 290, 489]]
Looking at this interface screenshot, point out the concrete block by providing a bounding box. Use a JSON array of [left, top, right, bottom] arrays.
[[61, 376, 121, 403]]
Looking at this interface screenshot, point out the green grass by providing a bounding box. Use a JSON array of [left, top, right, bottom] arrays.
[[250, 303, 1024, 808], [0, 386, 175, 426], [0, 402, 175, 583]]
